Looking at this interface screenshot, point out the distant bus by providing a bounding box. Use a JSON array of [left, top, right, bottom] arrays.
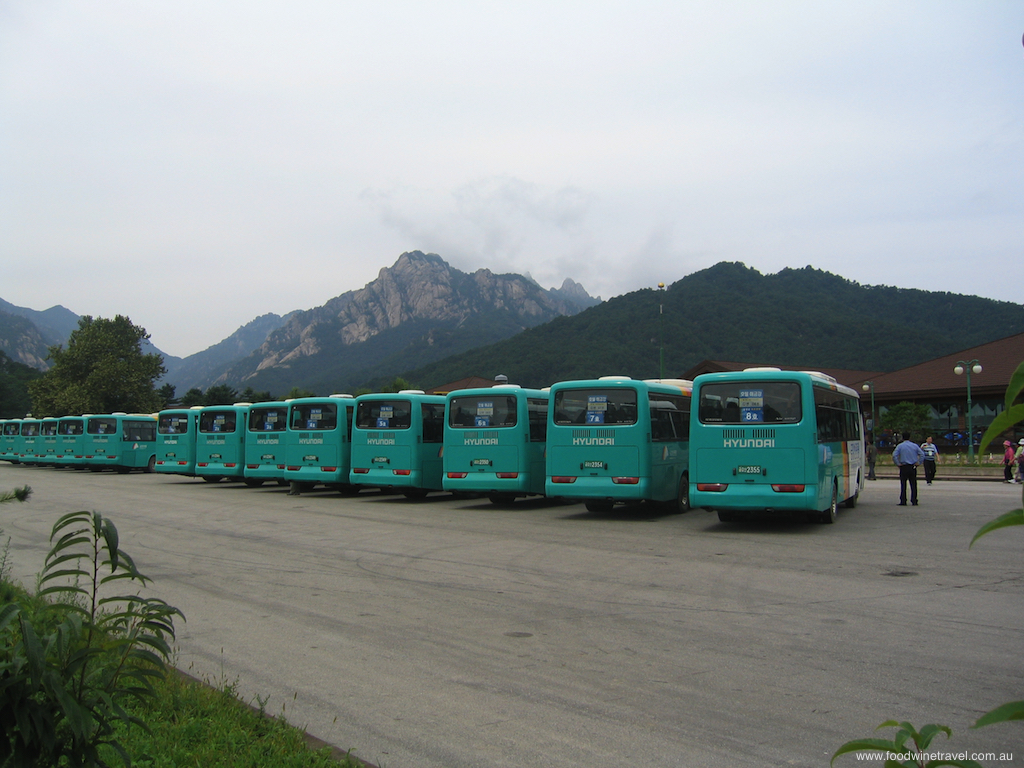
[[54, 416, 87, 467], [545, 377, 693, 513], [245, 401, 292, 487], [83, 414, 158, 473], [350, 391, 446, 498], [195, 404, 251, 483], [442, 385, 550, 503], [18, 418, 41, 464], [38, 417, 60, 464], [0, 420, 19, 463], [689, 368, 864, 524], [156, 407, 202, 476], [283, 395, 357, 491]]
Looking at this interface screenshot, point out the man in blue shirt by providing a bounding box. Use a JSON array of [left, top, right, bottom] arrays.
[[921, 436, 939, 485], [892, 432, 926, 506]]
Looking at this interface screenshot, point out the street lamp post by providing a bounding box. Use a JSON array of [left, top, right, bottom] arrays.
[[954, 359, 983, 463], [861, 381, 876, 480], [657, 282, 665, 380]]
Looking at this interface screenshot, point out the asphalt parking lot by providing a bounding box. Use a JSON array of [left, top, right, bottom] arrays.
[[2, 465, 1022, 767]]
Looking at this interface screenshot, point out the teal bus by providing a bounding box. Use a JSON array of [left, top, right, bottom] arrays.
[[545, 377, 693, 513], [18, 418, 41, 464], [442, 386, 550, 503], [350, 391, 446, 498], [244, 400, 292, 487], [37, 417, 60, 464], [689, 368, 864, 524], [283, 395, 357, 491], [195, 404, 251, 482], [83, 414, 158, 473], [1, 419, 21, 463], [54, 416, 87, 467], [156, 407, 202, 476]]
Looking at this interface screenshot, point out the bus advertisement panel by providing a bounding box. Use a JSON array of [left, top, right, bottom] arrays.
[[196, 404, 250, 482], [54, 416, 86, 467], [156, 407, 202, 475], [442, 386, 549, 503], [545, 377, 692, 513], [283, 395, 356, 491], [245, 401, 291, 486], [84, 414, 158, 473], [689, 369, 864, 524], [350, 392, 446, 498]]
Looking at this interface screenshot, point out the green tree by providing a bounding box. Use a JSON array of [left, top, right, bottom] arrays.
[[284, 386, 315, 399], [879, 401, 932, 441], [0, 350, 41, 418], [380, 376, 412, 393], [240, 386, 272, 403], [201, 384, 239, 406], [180, 387, 205, 407], [27, 315, 165, 417], [157, 383, 178, 409]]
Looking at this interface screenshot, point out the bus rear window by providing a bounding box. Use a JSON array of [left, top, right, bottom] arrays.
[[59, 421, 83, 435], [200, 412, 237, 433], [698, 382, 801, 425], [123, 421, 156, 442], [88, 418, 117, 435], [250, 407, 288, 432], [356, 400, 412, 430], [448, 396, 517, 428], [2, 423, 20, 436], [40, 423, 58, 436], [553, 388, 638, 426], [159, 414, 189, 434], [290, 404, 337, 431]]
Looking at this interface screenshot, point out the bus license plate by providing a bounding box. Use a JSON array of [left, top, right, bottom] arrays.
[[209, 453, 222, 460], [372, 456, 389, 463], [737, 465, 761, 475], [471, 459, 492, 466], [303, 455, 318, 462], [583, 460, 605, 469]]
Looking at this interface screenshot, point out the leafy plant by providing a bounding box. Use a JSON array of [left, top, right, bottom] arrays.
[[831, 720, 983, 767], [879, 402, 933, 444], [0, 510, 183, 767]]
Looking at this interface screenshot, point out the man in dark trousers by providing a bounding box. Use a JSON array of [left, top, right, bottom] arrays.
[[892, 432, 925, 506]]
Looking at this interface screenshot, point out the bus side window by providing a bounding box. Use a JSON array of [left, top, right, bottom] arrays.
[[422, 404, 444, 443]]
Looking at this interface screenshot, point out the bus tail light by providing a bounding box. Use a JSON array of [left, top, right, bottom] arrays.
[[277, 464, 285, 469], [224, 463, 236, 468], [177, 461, 188, 465], [447, 472, 468, 479], [353, 468, 369, 474], [496, 472, 519, 479], [771, 484, 805, 493], [156, 460, 164, 465], [321, 466, 337, 472], [611, 476, 639, 484], [393, 469, 411, 475], [551, 476, 577, 484], [697, 483, 728, 492], [197, 462, 208, 467], [287, 466, 300, 472], [246, 464, 259, 469]]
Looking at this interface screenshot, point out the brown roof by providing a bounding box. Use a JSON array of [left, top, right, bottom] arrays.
[[852, 332, 1024, 400], [682, 360, 882, 390]]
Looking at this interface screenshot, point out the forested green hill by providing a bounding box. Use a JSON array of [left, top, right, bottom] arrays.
[[385, 262, 1024, 390]]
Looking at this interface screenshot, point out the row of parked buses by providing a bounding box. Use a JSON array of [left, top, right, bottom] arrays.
[[1, 370, 865, 523]]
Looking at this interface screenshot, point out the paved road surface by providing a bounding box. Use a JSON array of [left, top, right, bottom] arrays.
[[2, 464, 1022, 767]]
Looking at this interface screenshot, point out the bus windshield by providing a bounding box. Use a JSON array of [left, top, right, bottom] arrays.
[[356, 400, 412, 430], [448, 395, 517, 428], [59, 421, 83, 435], [698, 381, 802, 425], [553, 388, 638, 426], [250, 406, 288, 432], [88, 418, 117, 435], [159, 414, 189, 434], [290, 403, 337, 431]]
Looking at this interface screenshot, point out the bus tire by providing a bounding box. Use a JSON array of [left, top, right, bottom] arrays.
[[673, 474, 690, 514], [844, 491, 858, 509], [243, 478, 264, 488], [585, 500, 614, 513], [145, 455, 156, 473], [819, 485, 838, 524]]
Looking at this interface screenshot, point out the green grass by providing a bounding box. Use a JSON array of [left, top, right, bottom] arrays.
[[104, 669, 365, 768]]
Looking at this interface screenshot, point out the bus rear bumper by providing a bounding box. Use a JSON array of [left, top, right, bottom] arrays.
[[691, 483, 819, 512]]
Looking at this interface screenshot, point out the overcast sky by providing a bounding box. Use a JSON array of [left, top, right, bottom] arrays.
[[2, 2, 1022, 358]]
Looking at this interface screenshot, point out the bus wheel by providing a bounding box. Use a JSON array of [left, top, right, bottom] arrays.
[[243, 478, 264, 488], [145, 455, 156, 473], [202, 475, 223, 484], [673, 475, 690, 514], [585, 500, 614, 513], [819, 485, 838, 524], [844, 491, 858, 509]]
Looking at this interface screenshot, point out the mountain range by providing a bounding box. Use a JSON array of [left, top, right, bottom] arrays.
[[3, 255, 1023, 401]]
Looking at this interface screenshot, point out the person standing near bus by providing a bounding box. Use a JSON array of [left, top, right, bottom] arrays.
[[1014, 438, 1024, 484], [921, 436, 939, 485], [892, 432, 924, 506], [866, 435, 877, 480], [1003, 440, 1016, 483]]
